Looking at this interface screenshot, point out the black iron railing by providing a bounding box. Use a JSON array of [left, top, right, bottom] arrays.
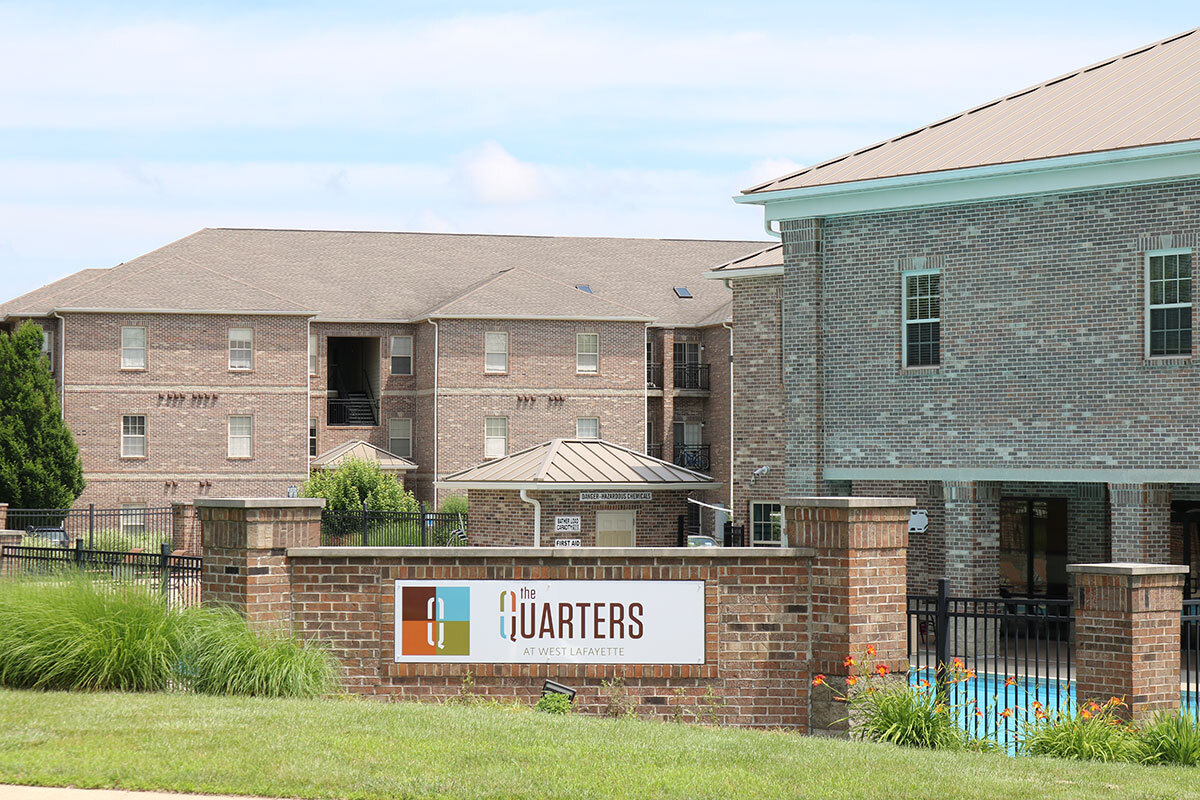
[[6, 505, 172, 553], [673, 363, 710, 390], [673, 444, 711, 472], [646, 362, 663, 389], [908, 578, 1073, 748], [646, 443, 663, 459], [320, 506, 468, 547], [1184, 599, 1200, 722], [0, 542, 201, 607], [327, 397, 380, 426]]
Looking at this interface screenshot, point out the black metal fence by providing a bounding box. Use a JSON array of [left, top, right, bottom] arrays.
[[673, 362, 711, 390], [673, 444, 711, 471], [1184, 599, 1200, 721], [0, 542, 201, 607], [6, 505, 173, 553], [320, 507, 468, 547], [908, 578, 1073, 747]]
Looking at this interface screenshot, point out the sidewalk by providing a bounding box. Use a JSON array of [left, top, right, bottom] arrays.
[[0, 787, 291, 800]]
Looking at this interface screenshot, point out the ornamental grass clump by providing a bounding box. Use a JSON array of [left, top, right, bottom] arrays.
[[0, 577, 183, 692], [1018, 697, 1140, 763], [1136, 712, 1200, 766], [179, 606, 340, 698]]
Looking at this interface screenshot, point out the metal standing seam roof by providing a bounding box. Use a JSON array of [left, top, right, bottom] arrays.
[[745, 27, 1200, 195], [708, 244, 784, 274], [311, 440, 417, 471], [438, 439, 717, 488]]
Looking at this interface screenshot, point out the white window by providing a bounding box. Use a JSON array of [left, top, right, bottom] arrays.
[[308, 333, 318, 375], [576, 417, 600, 439], [751, 502, 783, 547], [1147, 249, 1193, 357], [390, 335, 413, 375], [120, 504, 146, 537], [484, 416, 507, 459], [121, 326, 146, 370], [576, 333, 599, 374], [121, 415, 146, 458], [388, 417, 413, 458], [485, 332, 508, 374], [228, 328, 254, 370], [902, 270, 940, 367], [40, 328, 53, 371], [673, 420, 702, 446], [309, 417, 317, 457], [228, 415, 253, 458]]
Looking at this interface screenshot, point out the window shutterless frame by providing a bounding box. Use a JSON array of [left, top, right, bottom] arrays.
[[576, 332, 599, 374], [750, 502, 783, 547], [228, 328, 254, 370], [484, 416, 507, 459], [227, 415, 253, 458], [576, 417, 600, 439], [120, 326, 147, 370], [120, 414, 146, 458], [484, 331, 508, 374], [1145, 248, 1194, 358], [388, 417, 413, 458], [390, 335, 413, 375], [308, 333, 318, 375], [901, 269, 941, 368]]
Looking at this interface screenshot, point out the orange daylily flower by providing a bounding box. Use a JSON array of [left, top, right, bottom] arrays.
[[845, 675, 858, 687], [1081, 709, 1093, 719], [865, 645, 876, 657], [844, 656, 855, 668], [999, 708, 1013, 719], [875, 663, 890, 677], [1004, 676, 1018, 688], [812, 674, 826, 687]]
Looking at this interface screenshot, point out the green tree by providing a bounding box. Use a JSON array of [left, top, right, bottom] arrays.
[[0, 321, 85, 508], [299, 457, 417, 512]]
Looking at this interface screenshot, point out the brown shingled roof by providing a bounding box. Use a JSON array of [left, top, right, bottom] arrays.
[[746, 28, 1200, 195]]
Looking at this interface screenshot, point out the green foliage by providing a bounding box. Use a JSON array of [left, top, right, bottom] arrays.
[[0, 577, 183, 691], [1136, 712, 1200, 766], [179, 606, 340, 699], [300, 457, 418, 512], [1019, 698, 1140, 762], [846, 679, 968, 750], [535, 692, 573, 715], [0, 321, 85, 508], [438, 494, 468, 515]]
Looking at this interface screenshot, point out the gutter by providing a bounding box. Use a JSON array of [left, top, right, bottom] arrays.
[[520, 489, 542, 547], [50, 311, 65, 417], [722, 320, 734, 515], [426, 319, 440, 495]]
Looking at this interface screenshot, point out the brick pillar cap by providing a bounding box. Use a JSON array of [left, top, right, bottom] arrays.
[[781, 496, 915, 508], [1067, 562, 1189, 576], [193, 497, 326, 509]]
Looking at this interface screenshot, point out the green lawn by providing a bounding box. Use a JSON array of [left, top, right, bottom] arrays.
[[0, 690, 1198, 800]]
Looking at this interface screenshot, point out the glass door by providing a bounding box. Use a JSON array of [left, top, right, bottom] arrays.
[[999, 498, 1069, 598]]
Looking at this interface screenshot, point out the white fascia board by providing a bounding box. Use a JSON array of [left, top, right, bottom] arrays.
[[52, 307, 317, 316], [702, 266, 784, 281], [736, 140, 1200, 220], [825, 466, 1200, 484], [434, 481, 721, 491], [425, 313, 653, 322]]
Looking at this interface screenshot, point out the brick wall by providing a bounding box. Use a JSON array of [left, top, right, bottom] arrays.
[[465, 489, 692, 547]]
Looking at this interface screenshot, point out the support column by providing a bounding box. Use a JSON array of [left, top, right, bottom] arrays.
[[662, 328, 675, 460], [0, 530, 21, 577], [0, 503, 7, 531], [941, 480, 1000, 596], [1068, 563, 1187, 722], [1108, 483, 1171, 563], [784, 495, 913, 735], [196, 497, 324, 627], [780, 217, 825, 495], [170, 501, 198, 555]]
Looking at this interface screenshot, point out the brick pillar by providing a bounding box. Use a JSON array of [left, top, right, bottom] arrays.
[[196, 498, 324, 627], [0, 503, 7, 531], [781, 217, 825, 495], [662, 328, 675, 459], [1108, 483, 1171, 563], [1068, 563, 1187, 722], [784, 495, 912, 735], [0, 530, 21, 577], [170, 501, 199, 555], [942, 480, 1000, 596]]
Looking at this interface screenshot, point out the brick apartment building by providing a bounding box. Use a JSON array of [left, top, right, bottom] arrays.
[[711, 28, 1200, 593], [0, 229, 764, 515]]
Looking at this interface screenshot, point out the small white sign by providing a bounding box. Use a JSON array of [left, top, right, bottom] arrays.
[[909, 509, 929, 534], [579, 491, 652, 502], [554, 515, 582, 533], [554, 538, 582, 548]]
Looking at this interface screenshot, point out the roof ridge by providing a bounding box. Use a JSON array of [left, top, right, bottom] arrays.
[[745, 27, 1200, 194], [535, 439, 564, 482], [419, 269, 514, 317], [507, 267, 653, 316], [207, 226, 770, 245]]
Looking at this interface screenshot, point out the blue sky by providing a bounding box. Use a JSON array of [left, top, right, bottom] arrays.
[[1, 2, 1197, 299]]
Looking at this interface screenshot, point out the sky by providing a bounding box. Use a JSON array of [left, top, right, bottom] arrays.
[[1, 1, 1197, 299]]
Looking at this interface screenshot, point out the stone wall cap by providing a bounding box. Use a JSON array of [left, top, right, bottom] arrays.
[[287, 546, 817, 559], [194, 497, 326, 509], [1066, 562, 1190, 576], [780, 496, 916, 508]]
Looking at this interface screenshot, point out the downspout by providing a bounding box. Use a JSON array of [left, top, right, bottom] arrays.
[[426, 319, 440, 498], [722, 320, 734, 514], [764, 220, 782, 238], [643, 323, 650, 449], [50, 311, 66, 417], [520, 489, 541, 547], [306, 318, 312, 473]]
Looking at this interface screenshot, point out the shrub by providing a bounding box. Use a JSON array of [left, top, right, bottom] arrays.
[[439, 495, 468, 516], [178, 606, 340, 699], [0, 577, 183, 691], [1019, 698, 1139, 762], [535, 692, 573, 715], [1137, 712, 1200, 766], [300, 457, 418, 512]]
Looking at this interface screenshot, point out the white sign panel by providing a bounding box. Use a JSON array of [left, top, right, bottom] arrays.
[[554, 515, 582, 533], [908, 509, 929, 534], [554, 538, 582, 548], [579, 491, 652, 502], [395, 580, 705, 664]]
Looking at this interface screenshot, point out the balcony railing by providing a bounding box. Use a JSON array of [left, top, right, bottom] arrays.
[[647, 362, 663, 389], [646, 443, 663, 459], [673, 363, 710, 391], [673, 444, 711, 472], [327, 397, 380, 427]]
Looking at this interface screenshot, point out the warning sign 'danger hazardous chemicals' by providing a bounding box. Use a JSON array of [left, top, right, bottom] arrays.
[[395, 580, 705, 664]]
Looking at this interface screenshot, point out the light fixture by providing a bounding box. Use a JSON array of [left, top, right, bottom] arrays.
[[542, 679, 576, 701]]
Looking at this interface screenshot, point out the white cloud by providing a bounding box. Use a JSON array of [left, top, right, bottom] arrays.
[[457, 142, 549, 205]]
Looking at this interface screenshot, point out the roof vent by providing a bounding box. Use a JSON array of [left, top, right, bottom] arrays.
[[674, 287, 693, 298], [576, 284, 593, 293]]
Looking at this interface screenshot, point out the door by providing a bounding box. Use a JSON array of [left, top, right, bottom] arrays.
[[999, 498, 1069, 598], [595, 510, 635, 547], [1172, 504, 1200, 599]]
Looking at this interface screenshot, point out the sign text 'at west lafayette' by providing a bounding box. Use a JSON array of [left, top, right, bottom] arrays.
[[395, 580, 705, 664]]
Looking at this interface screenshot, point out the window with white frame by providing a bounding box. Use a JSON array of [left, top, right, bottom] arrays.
[[576, 332, 599, 373], [1147, 250, 1193, 357], [309, 417, 317, 457], [121, 415, 146, 458], [576, 417, 600, 439], [120, 504, 146, 536], [485, 332, 508, 373], [228, 328, 254, 370], [484, 416, 507, 459], [308, 333, 318, 375], [902, 270, 941, 367], [228, 415, 253, 458], [751, 502, 782, 546], [121, 326, 146, 370], [390, 335, 413, 375], [388, 417, 413, 458]]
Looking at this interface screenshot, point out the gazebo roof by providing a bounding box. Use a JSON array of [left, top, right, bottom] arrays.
[[311, 440, 417, 472]]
